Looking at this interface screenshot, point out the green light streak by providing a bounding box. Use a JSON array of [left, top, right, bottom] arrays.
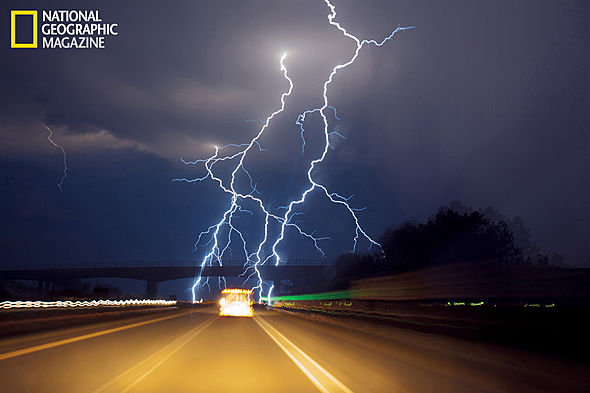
[[269, 290, 356, 301]]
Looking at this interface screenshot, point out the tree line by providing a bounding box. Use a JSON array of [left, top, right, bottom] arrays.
[[332, 202, 564, 281]]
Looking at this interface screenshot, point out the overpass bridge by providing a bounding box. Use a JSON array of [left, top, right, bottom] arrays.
[[0, 261, 334, 298]]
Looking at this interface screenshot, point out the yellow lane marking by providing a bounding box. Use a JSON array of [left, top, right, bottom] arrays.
[[255, 317, 354, 393], [92, 317, 215, 393], [0, 310, 191, 361]]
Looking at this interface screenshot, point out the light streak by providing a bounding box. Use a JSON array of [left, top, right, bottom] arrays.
[[255, 317, 354, 393], [176, 1, 414, 302], [0, 299, 176, 309], [92, 317, 215, 393], [44, 125, 68, 191], [0, 311, 190, 361]]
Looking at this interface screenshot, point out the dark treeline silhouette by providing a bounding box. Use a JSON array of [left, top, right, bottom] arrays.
[[381, 207, 520, 268], [332, 203, 557, 282]]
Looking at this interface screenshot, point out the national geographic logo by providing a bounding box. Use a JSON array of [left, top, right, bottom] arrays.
[[10, 9, 118, 49], [10, 10, 37, 48]]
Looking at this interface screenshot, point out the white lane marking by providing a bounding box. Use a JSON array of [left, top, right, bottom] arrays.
[[255, 316, 354, 393], [0, 310, 191, 361], [93, 316, 215, 393]]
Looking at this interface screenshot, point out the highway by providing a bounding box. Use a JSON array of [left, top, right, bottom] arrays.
[[0, 305, 588, 393]]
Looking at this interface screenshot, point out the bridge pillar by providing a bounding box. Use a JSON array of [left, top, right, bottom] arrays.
[[146, 280, 158, 299]]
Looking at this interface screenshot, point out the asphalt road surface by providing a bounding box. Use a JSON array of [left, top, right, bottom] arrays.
[[0, 305, 588, 393]]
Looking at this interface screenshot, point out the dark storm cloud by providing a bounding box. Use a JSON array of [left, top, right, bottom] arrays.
[[1, 0, 589, 283], [0, 0, 350, 157]]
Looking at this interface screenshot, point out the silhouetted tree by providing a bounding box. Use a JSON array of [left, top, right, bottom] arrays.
[[327, 204, 555, 284], [450, 201, 539, 262], [380, 206, 522, 270]]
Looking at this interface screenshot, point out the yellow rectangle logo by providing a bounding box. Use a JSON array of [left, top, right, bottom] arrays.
[[11, 10, 38, 48]]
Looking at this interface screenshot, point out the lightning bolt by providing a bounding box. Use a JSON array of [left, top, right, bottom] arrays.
[[175, 0, 414, 302], [44, 126, 68, 191]]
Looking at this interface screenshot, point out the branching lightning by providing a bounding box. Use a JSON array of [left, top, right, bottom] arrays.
[[175, 0, 414, 302], [44, 126, 68, 191]]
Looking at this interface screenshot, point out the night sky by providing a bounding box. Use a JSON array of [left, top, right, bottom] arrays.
[[1, 0, 589, 296]]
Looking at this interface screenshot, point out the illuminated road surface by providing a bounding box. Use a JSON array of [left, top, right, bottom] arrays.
[[0, 306, 588, 393]]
